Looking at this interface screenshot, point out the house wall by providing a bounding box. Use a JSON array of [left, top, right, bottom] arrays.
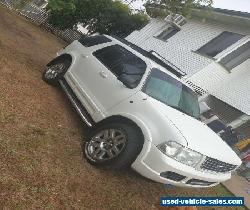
[[189, 59, 250, 115], [126, 18, 250, 76]]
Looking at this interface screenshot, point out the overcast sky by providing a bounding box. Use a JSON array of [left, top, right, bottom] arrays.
[[213, 0, 250, 12], [126, 0, 250, 13]]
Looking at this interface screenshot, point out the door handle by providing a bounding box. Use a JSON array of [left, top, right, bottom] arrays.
[[81, 54, 89, 58], [99, 71, 108, 78]]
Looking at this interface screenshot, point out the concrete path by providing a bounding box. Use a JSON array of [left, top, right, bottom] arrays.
[[222, 174, 250, 209]]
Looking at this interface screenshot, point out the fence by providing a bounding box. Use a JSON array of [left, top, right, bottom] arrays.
[[0, 0, 83, 42]]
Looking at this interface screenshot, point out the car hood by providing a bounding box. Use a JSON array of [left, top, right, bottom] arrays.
[[148, 98, 241, 166]]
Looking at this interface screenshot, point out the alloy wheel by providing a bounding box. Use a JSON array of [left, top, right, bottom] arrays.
[[85, 128, 127, 162]]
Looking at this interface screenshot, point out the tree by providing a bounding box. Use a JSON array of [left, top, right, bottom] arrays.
[[46, 0, 76, 29], [85, 1, 149, 37], [46, 0, 149, 38], [144, 0, 213, 18]]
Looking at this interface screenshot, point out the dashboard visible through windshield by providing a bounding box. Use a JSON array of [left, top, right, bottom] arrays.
[[142, 68, 200, 118]]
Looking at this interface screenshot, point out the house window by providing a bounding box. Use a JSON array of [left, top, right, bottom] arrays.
[[219, 41, 250, 71], [156, 26, 179, 41], [197, 31, 244, 58]]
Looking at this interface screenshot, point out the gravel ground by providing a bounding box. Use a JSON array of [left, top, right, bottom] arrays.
[[0, 5, 246, 210]]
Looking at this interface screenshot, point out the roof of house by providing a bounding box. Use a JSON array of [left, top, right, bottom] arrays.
[[145, 3, 250, 19], [191, 7, 250, 27], [211, 8, 250, 19]]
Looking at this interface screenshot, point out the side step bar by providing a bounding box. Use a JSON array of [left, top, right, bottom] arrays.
[[58, 79, 93, 127]]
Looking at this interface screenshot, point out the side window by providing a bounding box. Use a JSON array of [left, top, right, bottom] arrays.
[[93, 45, 147, 86], [156, 26, 179, 41], [219, 41, 250, 71], [197, 31, 244, 58], [78, 35, 112, 47]]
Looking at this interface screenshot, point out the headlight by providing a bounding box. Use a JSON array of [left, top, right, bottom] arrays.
[[157, 141, 204, 168]]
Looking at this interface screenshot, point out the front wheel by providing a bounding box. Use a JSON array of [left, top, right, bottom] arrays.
[[84, 122, 144, 170]]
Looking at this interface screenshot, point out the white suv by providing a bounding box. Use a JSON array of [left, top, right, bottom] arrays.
[[43, 35, 241, 187]]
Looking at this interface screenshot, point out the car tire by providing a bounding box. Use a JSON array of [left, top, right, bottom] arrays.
[[42, 58, 71, 86], [84, 122, 144, 170]]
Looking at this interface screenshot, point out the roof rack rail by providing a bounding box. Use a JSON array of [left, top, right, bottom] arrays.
[[148, 50, 186, 77], [110, 35, 186, 78]]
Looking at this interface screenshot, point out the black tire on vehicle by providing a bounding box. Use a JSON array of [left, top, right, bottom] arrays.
[[84, 122, 144, 170], [42, 58, 71, 86]]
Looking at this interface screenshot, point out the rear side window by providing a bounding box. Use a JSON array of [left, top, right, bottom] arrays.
[[93, 45, 147, 85], [78, 35, 112, 47]]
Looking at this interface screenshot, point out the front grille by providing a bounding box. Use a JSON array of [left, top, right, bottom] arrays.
[[186, 179, 216, 186], [160, 171, 186, 181], [200, 157, 237, 173]]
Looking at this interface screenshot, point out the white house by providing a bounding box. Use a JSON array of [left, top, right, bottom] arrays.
[[126, 7, 250, 136]]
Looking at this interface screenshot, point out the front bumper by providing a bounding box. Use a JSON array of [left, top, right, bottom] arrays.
[[131, 141, 231, 187]]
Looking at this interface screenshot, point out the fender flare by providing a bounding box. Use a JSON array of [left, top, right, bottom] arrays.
[[98, 113, 153, 143]]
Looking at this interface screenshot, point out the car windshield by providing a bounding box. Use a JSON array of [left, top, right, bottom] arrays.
[[142, 68, 200, 118]]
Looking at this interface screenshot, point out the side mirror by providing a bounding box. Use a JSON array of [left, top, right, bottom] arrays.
[[118, 74, 137, 89]]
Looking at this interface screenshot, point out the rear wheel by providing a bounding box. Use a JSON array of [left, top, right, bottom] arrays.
[[42, 59, 71, 85], [84, 122, 144, 169]]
